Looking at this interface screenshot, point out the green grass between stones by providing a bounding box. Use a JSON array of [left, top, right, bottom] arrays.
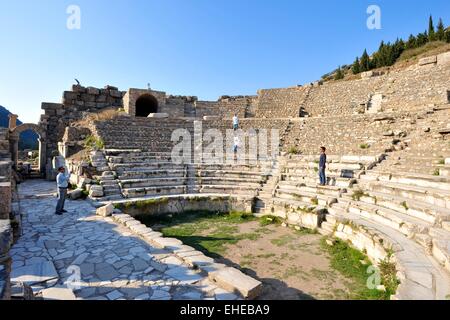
[[136, 211, 260, 258], [320, 238, 397, 300]]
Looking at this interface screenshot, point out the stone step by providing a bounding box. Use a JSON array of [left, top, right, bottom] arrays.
[[322, 207, 450, 300], [283, 167, 359, 179], [365, 170, 450, 191], [282, 174, 356, 188], [275, 186, 336, 206], [346, 201, 431, 238], [439, 166, 450, 177], [195, 185, 258, 196], [118, 169, 186, 179], [272, 197, 317, 212], [120, 177, 187, 188], [284, 161, 364, 171], [122, 185, 188, 198], [356, 190, 450, 225], [368, 181, 450, 210]]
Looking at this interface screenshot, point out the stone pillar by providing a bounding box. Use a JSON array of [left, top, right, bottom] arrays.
[[38, 138, 47, 177], [8, 114, 18, 130]]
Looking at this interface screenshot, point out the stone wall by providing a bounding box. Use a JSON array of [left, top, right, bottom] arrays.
[[304, 78, 383, 117], [0, 220, 12, 300], [39, 85, 125, 176], [255, 86, 309, 118], [195, 96, 253, 119], [115, 195, 253, 217], [283, 111, 417, 155], [301, 53, 450, 117]]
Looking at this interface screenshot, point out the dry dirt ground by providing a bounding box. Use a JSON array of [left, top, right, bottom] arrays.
[[148, 215, 358, 300]]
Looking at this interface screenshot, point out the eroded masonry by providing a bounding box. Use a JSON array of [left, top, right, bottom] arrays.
[[1, 52, 450, 300]]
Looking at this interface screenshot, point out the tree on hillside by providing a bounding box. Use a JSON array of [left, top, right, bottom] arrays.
[[335, 66, 344, 80], [360, 49, 371, 72], [436, 18, 445, 41], [446, 30, 450, 43], [406, 34, 417, 49], [416, 31, 429, 47], [352, 57, 360, 74], [428, 15, 436, 41]]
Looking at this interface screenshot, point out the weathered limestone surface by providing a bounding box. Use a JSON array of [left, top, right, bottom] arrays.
[[0, 220, 12, 300], [9, 180, 246, 300]]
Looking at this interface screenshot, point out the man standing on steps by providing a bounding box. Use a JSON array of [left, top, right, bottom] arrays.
[[55, 166, 70, 215], [232, 113, 239, 131], [319, 146, 327, 186]]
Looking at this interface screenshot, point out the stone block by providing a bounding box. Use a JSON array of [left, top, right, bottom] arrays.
[[0, 182, 11, 220], [209, 267, 262, 299], [437, 51, 450, 65], [96, 203, 114, 217], [86, 87, 100, 95], [89, 185, 104, 198], [418, 56, 437, 66], [40, 287, 77, 300], [0, 220, 12, 256], [11, 260, 58, 286], [69, 188, 84, 200], [147, 113, 169, 118]]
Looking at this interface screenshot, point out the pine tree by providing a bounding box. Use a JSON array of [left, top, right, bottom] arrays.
[[446, 30, 450, 43], [436, 18, 445, 41], [360, 49, 371, 72], [416, 31, 428, 47], [352, 57, 360, 74], [335, 66, 344, 80], [406, 34, 417, 49], [428, 15, 436, 41]]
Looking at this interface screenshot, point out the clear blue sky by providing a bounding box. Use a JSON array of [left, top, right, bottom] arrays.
[[1, 0, 449, 123]]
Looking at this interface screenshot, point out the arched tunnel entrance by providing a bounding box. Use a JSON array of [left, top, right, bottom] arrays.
[[135, 94, 158, 117], [10, 123, 47, 177]]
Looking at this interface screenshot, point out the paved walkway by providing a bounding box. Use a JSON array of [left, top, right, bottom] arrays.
[[10, 180, 237, 300]]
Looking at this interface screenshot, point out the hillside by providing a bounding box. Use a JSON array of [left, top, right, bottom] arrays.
[[0, 105, 39, 150], [323, 16, 450, 82]]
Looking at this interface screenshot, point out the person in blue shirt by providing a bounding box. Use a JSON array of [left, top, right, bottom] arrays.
[[55, 166, 70, 215], [319, 147, 327, 186]]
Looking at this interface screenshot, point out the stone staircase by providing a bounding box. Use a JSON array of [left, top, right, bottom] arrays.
[[90, 149, 274, 201]]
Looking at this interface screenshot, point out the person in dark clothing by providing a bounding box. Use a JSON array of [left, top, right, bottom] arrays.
[[319, 146, 327, 186]]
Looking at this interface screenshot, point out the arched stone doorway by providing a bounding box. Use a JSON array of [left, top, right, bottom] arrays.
[[135, 94, 158, 117], [9, 123, 47, 177]]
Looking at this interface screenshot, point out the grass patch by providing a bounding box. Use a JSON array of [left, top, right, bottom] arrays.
[[320, 238, 395, 300], [401, 201, 409, 210], [259, 215, 283, 226], [351, 189, 368, 201], [359, 143, 370, 150], [84, 135, 105, 151], [288, 146, 301, 155], [398, 41, 450, 62], [136, 210, 257, 257], [271, 234, 296, 247]]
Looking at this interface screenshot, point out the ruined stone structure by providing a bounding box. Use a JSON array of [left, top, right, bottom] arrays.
[[1, 50, 450, 300]]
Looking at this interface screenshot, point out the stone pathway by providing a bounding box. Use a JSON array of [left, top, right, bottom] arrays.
[[10, 180, 238, 300]]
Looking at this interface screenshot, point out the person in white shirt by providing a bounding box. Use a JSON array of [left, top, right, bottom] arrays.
[[55, 166, 70, 215], [232, 114, 239, 131]]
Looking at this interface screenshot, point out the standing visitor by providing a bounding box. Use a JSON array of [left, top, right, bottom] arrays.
[[233, 135, 240, 155], [232, 113, 239, 131], [319, 147, 327, 186], [55, 166, 70, 215]]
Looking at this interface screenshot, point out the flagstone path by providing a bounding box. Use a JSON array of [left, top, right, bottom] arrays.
[[10, 180, 238, 300]]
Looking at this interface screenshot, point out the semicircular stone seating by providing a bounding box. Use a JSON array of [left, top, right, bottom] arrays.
[[80, 110, 450, 300]]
